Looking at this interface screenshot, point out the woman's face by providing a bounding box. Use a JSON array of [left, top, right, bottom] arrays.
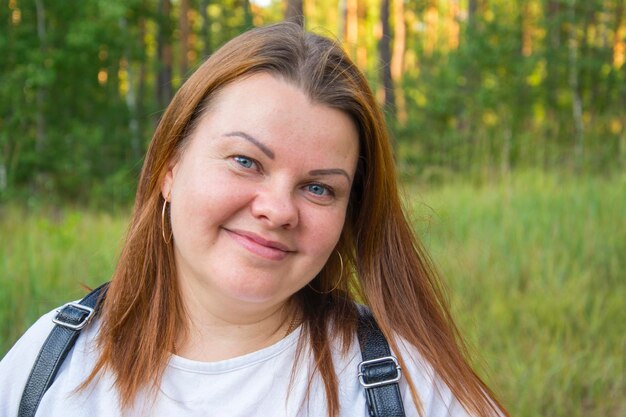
[[161, 73, 359, 312]]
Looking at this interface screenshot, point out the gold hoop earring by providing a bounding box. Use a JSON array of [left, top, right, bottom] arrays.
[[307, 251, 344, 294], [161, 194, 173, 244]]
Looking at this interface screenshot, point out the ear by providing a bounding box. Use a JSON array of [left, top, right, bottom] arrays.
[[160, 161, 177, 201]]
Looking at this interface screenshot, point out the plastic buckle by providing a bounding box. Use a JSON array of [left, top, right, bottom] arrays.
[[358, 356, 402, 388], [52, 302, 95, 330]]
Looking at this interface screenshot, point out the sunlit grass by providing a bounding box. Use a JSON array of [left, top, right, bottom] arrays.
[[0, 206, 127, 349], [407, 171, 626, 417], [1, 172, 624, 417]]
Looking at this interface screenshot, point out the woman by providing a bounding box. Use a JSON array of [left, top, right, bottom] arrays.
[[0, 23, 507, 416]]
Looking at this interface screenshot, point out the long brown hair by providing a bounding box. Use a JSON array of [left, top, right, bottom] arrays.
[[84, 22, 507, 417]]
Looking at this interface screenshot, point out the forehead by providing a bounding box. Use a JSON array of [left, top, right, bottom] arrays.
[[191, 73, 359, 160], [208, 73, 308, 117]]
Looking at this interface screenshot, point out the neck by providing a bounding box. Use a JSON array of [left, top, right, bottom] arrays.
[[174, 280, 299, 362]]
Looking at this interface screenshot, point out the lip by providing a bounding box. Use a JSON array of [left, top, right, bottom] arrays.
[[224, 228, 294, 261]]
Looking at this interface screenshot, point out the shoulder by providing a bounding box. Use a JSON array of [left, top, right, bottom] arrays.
[[0, 304, 103, 416], [0, 308, 59, 415], [394, 337, 472, 417], [328, 330, 472, 417], [0, 308, 60, 368], [331, 308, 472, 416]]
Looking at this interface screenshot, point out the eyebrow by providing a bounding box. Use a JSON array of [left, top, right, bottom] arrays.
[[308, 168, 351, 183], [224, 131, 350, 183], [224, 131, 275, 159]]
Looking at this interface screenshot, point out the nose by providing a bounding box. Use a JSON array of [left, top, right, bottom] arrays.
[[251, 184, 299, 229]]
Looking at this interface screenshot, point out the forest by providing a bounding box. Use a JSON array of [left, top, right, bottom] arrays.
[[1, 0, 624, 203], [0, 2, 625, 417]]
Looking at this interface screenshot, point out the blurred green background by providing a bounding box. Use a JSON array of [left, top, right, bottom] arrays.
[[0, 1, 624, 416]]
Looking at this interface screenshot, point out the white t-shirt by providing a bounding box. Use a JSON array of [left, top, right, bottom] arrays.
[[0, 308, 471, 417]]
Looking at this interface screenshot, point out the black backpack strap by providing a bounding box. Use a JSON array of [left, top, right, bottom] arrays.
[[356, 306, 406, 417], [19, 288, 402, 417], [18, 283, 109, 417]]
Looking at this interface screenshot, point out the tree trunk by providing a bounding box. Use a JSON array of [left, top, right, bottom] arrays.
[[468, 0, 478, 32], [614, 0, 626, 168], [424, 1, 438, 56], [544, 0, 561, 169], [568, 0, 584, 169], [580, 4, 596, 108], [463, 0, 481, 170], [35, 0, 46, 153], [157, 0, 174, 112], [179, 0, 190, 78], [379, 0, 395, 118], [345, 0, 358, 56], [200, 0, 212, 57], [243, 0, 253, 28], [119, 16, 141, 161], [447, 0, 460, 50], [356, 0, 367, 68], [285, 0, 304, 27], [136, 16, 147, 159], [521, 1, 532, 56], [547, 0, 561, 48], [337, 0, 347, 42], [613, 0, 624, 68], [391, 0, 406, 124]]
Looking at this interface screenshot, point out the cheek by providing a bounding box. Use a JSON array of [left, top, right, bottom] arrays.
[[170, 181, 241, 240], [300, 209, 347, 258]]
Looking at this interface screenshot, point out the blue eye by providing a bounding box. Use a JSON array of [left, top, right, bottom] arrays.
[[306, 184, 329, 196], [234, 156, 254, 169]]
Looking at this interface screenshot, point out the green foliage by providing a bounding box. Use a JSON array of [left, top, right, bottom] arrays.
[[1, 173, 624, 416], [397, 0, 625, 180], [407, 172, 626, 417], [1, 0, 624, 200], [1, 0, 149, 202], [0, 204, 127, 351], [1, 1, 623, 414]]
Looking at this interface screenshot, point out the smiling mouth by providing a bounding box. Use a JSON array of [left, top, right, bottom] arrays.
[[224, 228, 293, 261]]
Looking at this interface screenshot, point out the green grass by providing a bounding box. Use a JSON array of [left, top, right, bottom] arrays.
[[1, 172, 624, 417], [406, 172, 626, 417], [0, 206, 128, 350]]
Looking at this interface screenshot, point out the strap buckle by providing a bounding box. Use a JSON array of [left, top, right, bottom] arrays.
[[358, 355, 402, 388], [52, 302, 95, 330]]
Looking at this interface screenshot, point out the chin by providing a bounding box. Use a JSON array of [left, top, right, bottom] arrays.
[[224, 281, 286, 305]]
